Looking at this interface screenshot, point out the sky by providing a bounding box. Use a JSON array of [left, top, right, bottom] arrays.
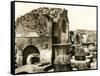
[[15, 2, 97, 31]]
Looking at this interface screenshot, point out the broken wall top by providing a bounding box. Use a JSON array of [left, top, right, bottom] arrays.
[[15, 7, 69, 37]]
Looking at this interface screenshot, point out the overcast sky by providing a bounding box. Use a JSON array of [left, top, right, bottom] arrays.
[[15, 2, 97, 31]]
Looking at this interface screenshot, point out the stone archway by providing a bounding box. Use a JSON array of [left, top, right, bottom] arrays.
[[23, 45, 40, 65]]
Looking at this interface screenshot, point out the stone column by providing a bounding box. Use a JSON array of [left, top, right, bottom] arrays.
[[52, 9, 72, 71], [53, 44, 72, 71]]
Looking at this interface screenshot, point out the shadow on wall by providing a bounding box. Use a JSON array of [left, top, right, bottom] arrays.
[[23, 45, 40, 65]]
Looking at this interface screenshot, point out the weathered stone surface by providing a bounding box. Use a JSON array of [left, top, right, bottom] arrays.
[[16, 7, 69, 37], [53, 44, 72, 71], [53, 44, 71, 64], [15, 37, 52, 66], [54, 64, 72, 71], [75, 44, 86, 61], [54, 54, 71, 64], [51, 8, 70, 71], [68, 45, 75, 56], [15, 49, 23, 68], [69, 31, 75, 44], [71, 59, 90, 70], [15, 7, 70, 73]]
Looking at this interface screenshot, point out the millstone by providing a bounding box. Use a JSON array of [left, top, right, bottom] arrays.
[[75, 44, 86, 61]]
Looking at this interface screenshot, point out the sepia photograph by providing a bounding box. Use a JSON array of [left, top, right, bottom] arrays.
[[12, 1, 97, 74]]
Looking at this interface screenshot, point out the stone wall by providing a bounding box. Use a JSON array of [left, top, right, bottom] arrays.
[[15, 7, 70, 72], [15, 37, 52, 66]]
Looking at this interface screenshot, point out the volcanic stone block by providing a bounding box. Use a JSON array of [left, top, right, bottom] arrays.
[[71, 58, 90, 70], [75, 44, 86, 61], [53, 44, 72, 71]]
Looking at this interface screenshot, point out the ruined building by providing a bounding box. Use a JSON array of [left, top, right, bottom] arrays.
[[15, 7, 70, 73]]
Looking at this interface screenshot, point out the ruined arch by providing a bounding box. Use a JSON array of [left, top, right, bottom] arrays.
[[22, 45, 40, 65]]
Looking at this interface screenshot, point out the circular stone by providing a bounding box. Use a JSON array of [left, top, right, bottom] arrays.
[[71, 58, 90, 70]]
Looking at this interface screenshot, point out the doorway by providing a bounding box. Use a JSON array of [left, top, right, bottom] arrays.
[[23, 45, 40, 65]]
